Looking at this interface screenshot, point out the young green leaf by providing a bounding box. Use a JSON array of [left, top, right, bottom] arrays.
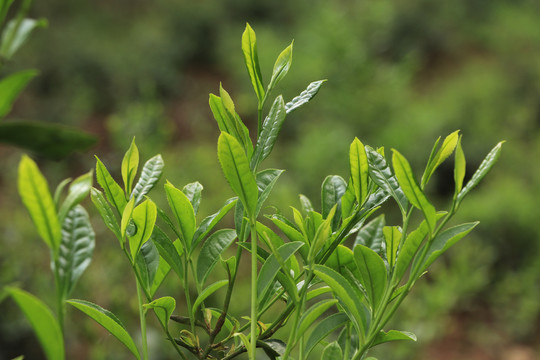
[[135, 239, 160, 294], [57, 205, 95, 298], [0, 69, 38, 118], [120, 197, 135, 239], [299, 194, 314, 214], [250, 96, 287, 170], [242, 23, 265, 103], [67, 299, 140, 359], [393, 219, 429, 283], [371, 330, 417, 347], [255, 169, 284, 216], [321, 342, 343, 360], [95, 156, 127, 215], [267, 41, 293, 94], [0, 18, 48, 60], [149, 258, 171, 297], [269, 215, 308, 261], [353, 244, 387, 309], [58, 170, 93, 223], [217, 132, 258, 215], [164, 182, 196, 248], [128, 199, 157, 261], [421, 130, 460, 187], [321, 175, 347, 220], [182, 181, 203, 216], [54, 178, 72, 208], [326, 245, 355, 273], [192, 197, 237, 249], [131, 154, 164, 205], [354, 215, 385, 256], [6, 287, 64, 360], [297, 299, 339, 340], [312, 264, 369, 335], [366, 146, 408, 214], [350, 138, 369, 205], [304, 313, 349, 357], [144, 296, 176, 329], [121, 138, 139, 195], [196, 229, 237, 286], [90, 188, 121, 241], [454, 136, 466, 196], [392, 150, 436, 231], [457, 141, 504, 205], [18, 155, 61, 256], [383, 226, 401, 269], [285, 80, 326, 114], [192, 280, 228, 315]]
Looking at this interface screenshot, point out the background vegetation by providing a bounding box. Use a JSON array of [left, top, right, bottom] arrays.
[[1, 0, 539, 359]]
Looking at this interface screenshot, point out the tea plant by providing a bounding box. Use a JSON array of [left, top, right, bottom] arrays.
[[5, 24, 503, 360]]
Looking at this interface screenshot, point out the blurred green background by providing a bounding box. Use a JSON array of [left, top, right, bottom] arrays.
[[1, 0, 539, 359]]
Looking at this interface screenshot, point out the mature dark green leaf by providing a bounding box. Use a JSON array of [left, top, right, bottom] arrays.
[[182, 181, 203, 216], [242, 23, 265, 102], [259, 339, 286, 360], [421, 131, 459, 187], [393, 150, 436, 231], [164, 182, 196, 248], [58, 171, 93, 223], [250, 96, 286, 170], [255, 169, 284, 216], [131, 154, 163, 205], [0, 18, 47, 60], [304, 312, 349, 357], [354, 215, 385, 256], [321, 175, 347, 220], [353, 244, 387, 309], [90, 188, 121, 241], [0, 69, 37, 118], [57, 205, 95, 298], [128, 199, 157, 261], [457, 141, 504, 205], [149, 258, 170, 297], [121, 138, 139, 195], [365, 146, 408, 214], [135, 239, 160, 294], [0, 121, 96, 158], [95, 156, 127, 215], [67, 299, 140, 359], [192, 197, 237, 249], [192, 280, 228, 314], [196, 229, 237, 286], [6, 287, 64, 360], [18, 155, 61, 256], [151, 227, 184, 280], [297, 299, 338, 339], [144, 296, 175, 329], [321, 342, 343, 360], [285, 80, 325, 114], [371, 330, 417, 347], [218, 132, 258, 215]]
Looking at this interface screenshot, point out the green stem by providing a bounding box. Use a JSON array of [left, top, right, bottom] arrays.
[[53, 260, 65, 334], [249, 219, 258, 360], [136, 281, 149, 360]]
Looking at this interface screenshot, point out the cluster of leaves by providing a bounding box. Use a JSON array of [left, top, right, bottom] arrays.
[[3, 24, 503, 360]]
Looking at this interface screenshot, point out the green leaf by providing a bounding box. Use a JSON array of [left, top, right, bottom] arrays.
[[383, 226, 401, 269], [259, 339, 286, 359], [144, 296, 175, 329], [321, 175, 347, 219], [192, 197, 237, 249], [57, 205, 95, 298], [393, 150, 436, 231], [321, 342, 343, 360], [365, 146, 408, 214], [18, 155, 61, 256], [299, 194, 314, 214], [312, 264, 369, 335], [457, 141, 504, 205], [269, 215, 308, 261], [354, 215, 385, 256], [350, 138, 369, 205], [95, 156, 127, 215], [217, 132, 258, 215], [149, 258, 170, 297], [257, 241, 304, 300], [151, 227, 184, 280], [304, 312, 349, 357], [0, 18, 47, 60], [285, 80, 326, 114], [121, 138, 139, 195], [54, 178, 72, 208], [353, 244, 387, 309], [454, 136, 466, 196], [0, 121, 96, 159], [255, 169, 284, 216], [182, 181, 203, 216], [192, 280, 228, 315], [372, 330, 417, 347], [6, 287, 64, 360], [421, 130, 460, 187], [250, 96, 287, 170], [58, 170, 93, 223], [131, 154, 164, 205], [128, 199, 157, 261], [241, 23, 265, 102], [67, 299, 140, 359], [90, 188, 121, 241], [267, 42, 293, 93], [326, 245, 355, 273], [121, 197, 135, 239], [135, 239, 160, 294], [297, 299, 339, 340], [420, 222, 479, 272], [165, 182, 196, 248], [0, 69, 37, 118], [196, 229, 237, 286]]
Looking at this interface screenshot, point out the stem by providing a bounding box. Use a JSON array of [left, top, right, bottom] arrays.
[[184, 258, 196, 335], [53, 260, 65, 334], [249, 219, 258, 360], [136, 281, 149, 360]]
